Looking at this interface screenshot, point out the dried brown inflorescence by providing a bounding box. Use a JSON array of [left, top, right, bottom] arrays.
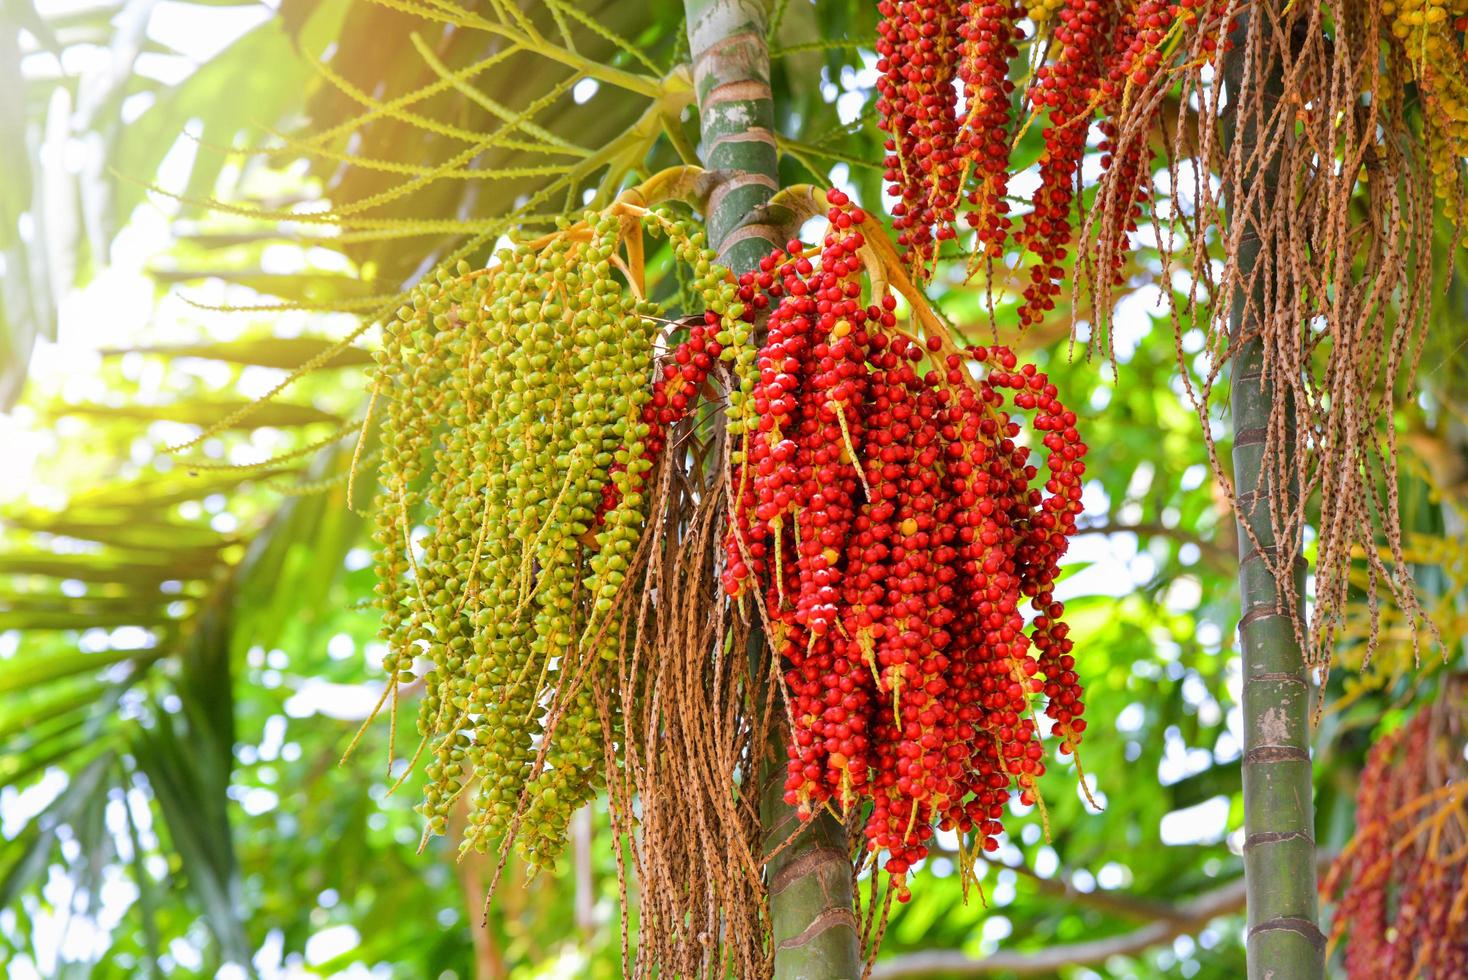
[[596, 399, 775, 978], [1080, 1, 1458, 680]]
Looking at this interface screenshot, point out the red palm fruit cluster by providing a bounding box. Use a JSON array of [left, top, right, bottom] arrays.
[[1109, 0, 1173, 91], [957, 0, 1026, 257], [1323, 705, 1468, 977], [1014, 0, 1118, 327], [874, 0, 1237, 299], [722, 191, 1089, 900], [594, 314, 721, 525], [876, 0, 965, 273]]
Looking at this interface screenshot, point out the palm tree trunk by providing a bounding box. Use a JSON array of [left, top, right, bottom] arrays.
[[1223, 8, 1325, 977], [682, 1, 862, 975]]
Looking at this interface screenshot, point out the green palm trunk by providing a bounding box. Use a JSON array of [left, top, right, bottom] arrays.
[[682, 0, 862, 975], [1223, 7, 1325, 977]]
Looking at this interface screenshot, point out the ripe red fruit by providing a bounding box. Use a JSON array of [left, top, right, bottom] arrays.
[[723, 195, 1089, 897]]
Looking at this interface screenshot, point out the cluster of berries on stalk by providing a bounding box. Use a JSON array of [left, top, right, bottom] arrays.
[[371, 209, 745, 872], [596, 314, 722, 527], [721, 193, 1089, 899], [875, 0, 966, 271], [1323, 704, 1468, 977], [876, 0, 1236, 312]]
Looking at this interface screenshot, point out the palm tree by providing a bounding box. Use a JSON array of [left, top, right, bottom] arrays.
[[3, 2, 1465, 978]]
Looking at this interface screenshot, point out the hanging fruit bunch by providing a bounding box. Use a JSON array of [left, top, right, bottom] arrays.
[[368, 170, 749, 873], [1322, 690, 1468, 977], [874, 0, 1466, 674], [362, 170, 1093, 905], [722, 190, 1091, 901], [875, 0, 1237, 315]]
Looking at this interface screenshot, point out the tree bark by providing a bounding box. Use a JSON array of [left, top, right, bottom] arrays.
[[1222, 7, 1325, 977], [682, 1, 862, 976]]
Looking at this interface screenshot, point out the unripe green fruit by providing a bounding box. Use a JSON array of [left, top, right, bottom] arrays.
[[370, 205, 741, 869]]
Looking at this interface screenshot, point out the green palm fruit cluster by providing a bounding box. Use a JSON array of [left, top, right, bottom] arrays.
[[370, 205, 744, 871]]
